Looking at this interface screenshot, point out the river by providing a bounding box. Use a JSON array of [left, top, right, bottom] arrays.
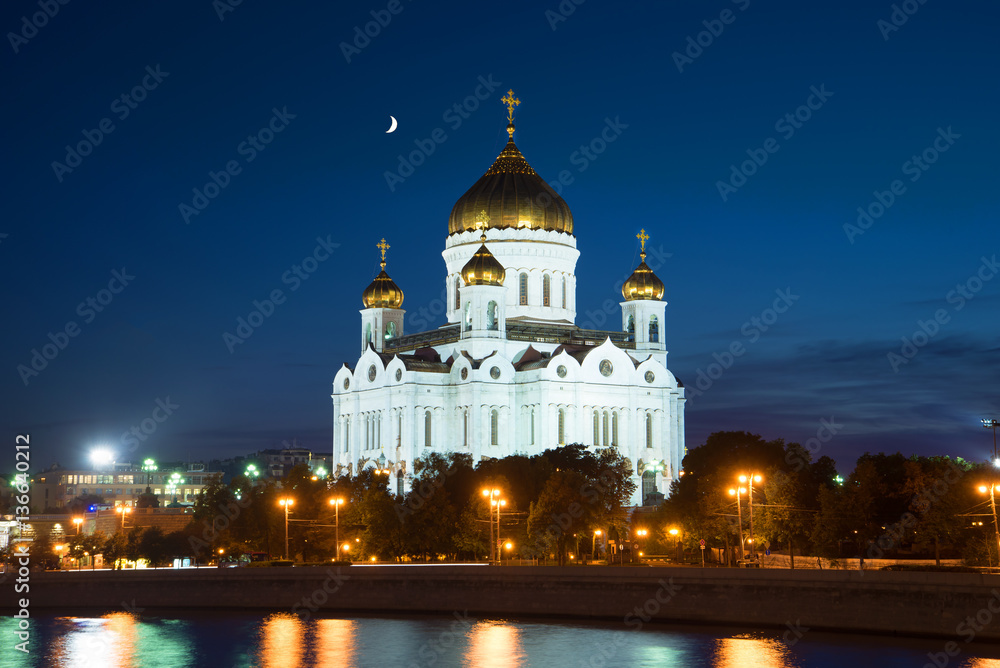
[[3, 611, 1000, 667]]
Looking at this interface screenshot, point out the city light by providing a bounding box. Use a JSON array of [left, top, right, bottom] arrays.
[[245, 464, 260, 479], [330, 498, 346, 560], [90, 448, 114, 469], [279, 497, 294, 560]]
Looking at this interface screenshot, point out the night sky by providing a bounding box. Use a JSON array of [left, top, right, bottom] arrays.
[[2, 1, 997, 473]]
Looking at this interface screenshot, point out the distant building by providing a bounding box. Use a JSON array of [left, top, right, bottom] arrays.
[[254, 447, 331, 479], [29, 461, 220, 514]]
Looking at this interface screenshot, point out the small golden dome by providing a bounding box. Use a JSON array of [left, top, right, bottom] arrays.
[[622, 229, 665, 301], [448, 91, 573, 236], [362, 239, 404, 309], [460, 230, 505, 286]]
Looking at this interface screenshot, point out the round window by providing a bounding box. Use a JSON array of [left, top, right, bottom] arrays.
[[368, 365, 377, 382], [461, 367, 469, 380], [600, 360, 613, 377], [490, 366, 501, 379], [343, 378, 350, 390], [556, 365, 567, 378], [645, 371, 655, 384], [395, 369, 402, 381]]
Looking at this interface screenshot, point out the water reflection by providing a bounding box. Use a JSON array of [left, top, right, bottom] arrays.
[[49, 613, 138, 668], [715, 635, 797, 668], [465, 621, 525, 667], [257, 614, 305, 668], [965, 660, 1000, 667], [313, 619, 357, 667]]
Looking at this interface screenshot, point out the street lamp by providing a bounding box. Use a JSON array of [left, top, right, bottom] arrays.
[[166, 472, 185, 503], [141, 458, 158, 491], [73, 517, 83, 535], [116, 506, 132, 531], [593, 529, 603, 561], [739, 473, 763, 560], [504, 541, 513, 565], [482, 488, 505, 565], [329, 498, 345, 560], [245, 464, 260, 480], [278, 498, 294, 560], [728, 486, 747, 563], [978, 484, 1000, 566], [984, 419, 999, 467]]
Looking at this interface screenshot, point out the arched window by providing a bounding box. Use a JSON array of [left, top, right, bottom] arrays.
[[519, 273, 528, 305], [491, 409, 499, 446], [649, 315, 659, 343], [385, 321, 397, 340], [365, 323, 372, 347], [455, 277, 461, 310], [645, 413, 653, 449], [603, 411, 609, 446], [562, 276, 567, 309], [543, 274, 551, 307], [463, 302, 472, 332], [344, 421, 350, 452], [558, 409, 565, 445], [463, 410, 469, 447], [626, 315, 635, 342], [425, 410, 432, 447], [530, 408, 535, 445], [612, 412, 619, 446], [487, 301, 498, 330], [364, 414, 370, 450], [397, 412, 402, 447], [593, 410, 600, 445]]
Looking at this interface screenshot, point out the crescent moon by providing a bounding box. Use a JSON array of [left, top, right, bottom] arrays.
[[386, 116, 397, 133]]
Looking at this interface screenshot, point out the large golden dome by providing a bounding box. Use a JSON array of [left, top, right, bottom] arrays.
[[460, 231, 505, 286], [448, 92, 573, 236], [622, 229, 665, 301], [362, 239, 404, 308]]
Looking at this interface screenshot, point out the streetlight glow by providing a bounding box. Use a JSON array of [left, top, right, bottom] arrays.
[[279, 497, 294, 560], [90, 448, 114, 469]]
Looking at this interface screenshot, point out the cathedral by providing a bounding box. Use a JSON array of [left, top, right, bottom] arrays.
[[331, 91, 685, 506]]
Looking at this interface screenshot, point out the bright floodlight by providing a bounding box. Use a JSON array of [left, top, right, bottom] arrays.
[[90, 448, 114, 468], [980, 486, 989, 493], [738, 475, 747, 483]]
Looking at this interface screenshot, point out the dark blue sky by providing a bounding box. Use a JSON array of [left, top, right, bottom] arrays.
[[2, 1, 997, 473]]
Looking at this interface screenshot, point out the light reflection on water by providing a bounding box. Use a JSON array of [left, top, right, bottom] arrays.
[[5, 612, 1000, 668]]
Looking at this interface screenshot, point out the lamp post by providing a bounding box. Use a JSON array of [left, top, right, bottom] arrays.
[[116, 506, 132, 531], [985, 419, 999, 466], [978, 485, 1000, 567], [593, 530, 602, 561], [141, 458, 157, 492], [329, 498, 345, 560], [482, 488, 504, 565], [504, 541, 513, 566], [278, 498, 294, 560], [739, 474, 763, 560], [73, 517, 83, 535], [728, 485, 747, 564]]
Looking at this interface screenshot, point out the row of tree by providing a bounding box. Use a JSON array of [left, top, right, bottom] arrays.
[[11, 432, 996, 569]]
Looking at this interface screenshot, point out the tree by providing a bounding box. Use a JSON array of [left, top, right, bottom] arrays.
[[138, 526, 171, 568], [527, 470, 596, 565], [103, 532, 127, 569]]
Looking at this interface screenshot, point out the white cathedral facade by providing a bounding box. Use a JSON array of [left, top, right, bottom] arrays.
[[331, 92, 685, 506]]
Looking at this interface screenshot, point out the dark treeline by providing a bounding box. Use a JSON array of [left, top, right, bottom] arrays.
[[11, 432, 996, 569]]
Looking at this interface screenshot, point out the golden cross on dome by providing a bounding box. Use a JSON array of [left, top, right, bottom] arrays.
[[377, 238, 390, 268], [474, 210, 490, 241], [502, 89, 520, 123], [637, 229, 649, 256]]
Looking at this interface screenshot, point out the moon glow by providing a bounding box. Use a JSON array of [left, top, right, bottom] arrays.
[[386, 116, 397, 133]]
